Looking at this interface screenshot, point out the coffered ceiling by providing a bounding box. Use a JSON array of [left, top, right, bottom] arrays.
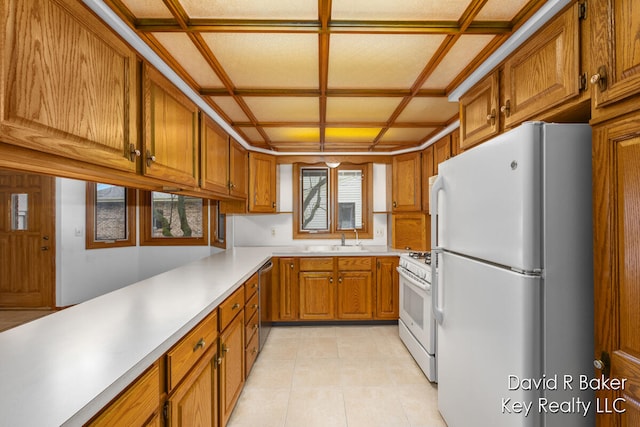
[[103, 0, 547, 152]]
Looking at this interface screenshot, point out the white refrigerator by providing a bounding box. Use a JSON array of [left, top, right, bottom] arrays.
[[430, 122, 595, 427]]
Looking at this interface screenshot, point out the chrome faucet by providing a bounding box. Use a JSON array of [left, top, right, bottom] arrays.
[[353, 229, 359, 245], [341, 233, 345, 246]]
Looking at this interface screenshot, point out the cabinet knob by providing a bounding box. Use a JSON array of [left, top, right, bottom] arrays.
[[500, 100, 511, 117], [145, 150, 156, 168], [590, 66, 608, 92], [392, 201, 397, 208], [193, 338, 205, 352], [290, 263, 294, 269], [329, 277, 333, 284], [129, 144, 141, 162], [338, 277, 343, 284], [486, 109, 496, 125], [272, 201, 276, 208], [232, 303, 240, 310], [222, 344, 230, 353]]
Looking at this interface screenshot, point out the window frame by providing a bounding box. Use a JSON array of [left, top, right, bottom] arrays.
[[140, 190, 209, 246], [85, 182, 136, 249], [210, 200, 226, 249], [293, 162, 372, 240]]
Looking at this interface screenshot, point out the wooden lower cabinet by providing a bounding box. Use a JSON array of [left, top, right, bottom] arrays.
[[166, 345, 219, 427], [219, 310, 245, 427], [274, 258, 298, 321], [86, 364, 160, 427], [375, 257, 399, 320], [299, 271, 335, 320], [336, 257, 373, 320]]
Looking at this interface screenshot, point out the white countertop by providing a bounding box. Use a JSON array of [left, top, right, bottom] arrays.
[[0, 246, 397, 426]]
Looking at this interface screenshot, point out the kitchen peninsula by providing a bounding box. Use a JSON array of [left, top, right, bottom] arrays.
[[0, 245, 393, 426]]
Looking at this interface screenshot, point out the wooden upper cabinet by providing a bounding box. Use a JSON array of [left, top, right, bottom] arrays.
[[501, 2, 581, 128], [590, 0, 640, 121], [201, 115, 230, 195], [459, 72, 500, 150], [434, 135, 452, 173], [229, 139, 248, 199], [421, 146, 434, 213], [248, 152, 277, 213], [1, 0, 139, 172], [392, 151, 421, 212], [142, 64, 198, 188]]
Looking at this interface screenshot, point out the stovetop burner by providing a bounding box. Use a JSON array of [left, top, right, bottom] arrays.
[[408, 251, 431, 265]]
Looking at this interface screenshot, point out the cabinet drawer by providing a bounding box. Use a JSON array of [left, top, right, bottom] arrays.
[[166, 311, 218, 393], [244, 273, 259, 302], [89, 364, 159, 426], [245, 310, 259, 346], [245, 291, 259, 325], [299, 257, 334, 271], [220, 286, 245, 331], [245, 330, 259, 379], [337, 257, 373, 271]]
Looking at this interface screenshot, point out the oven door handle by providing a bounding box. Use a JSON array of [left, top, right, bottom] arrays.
[[396, 267, 430, 292]]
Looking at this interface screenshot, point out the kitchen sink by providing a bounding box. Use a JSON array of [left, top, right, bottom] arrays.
[[303, 244, 368, 253]]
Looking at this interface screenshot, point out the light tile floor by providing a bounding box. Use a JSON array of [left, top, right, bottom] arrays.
[[228, 324, 447, 427]]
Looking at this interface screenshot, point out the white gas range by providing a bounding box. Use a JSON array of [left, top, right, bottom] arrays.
[[397, 252, 437, 382]]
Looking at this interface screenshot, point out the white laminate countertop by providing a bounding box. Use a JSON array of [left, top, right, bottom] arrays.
[[0, 245, 398, 427]]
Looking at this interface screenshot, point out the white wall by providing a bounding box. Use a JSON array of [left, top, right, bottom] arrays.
[[233, 163, 389, 247], [56, 178, 221, 306]]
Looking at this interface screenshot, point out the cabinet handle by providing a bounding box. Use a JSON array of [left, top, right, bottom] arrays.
[[193, 338, 205, 352], [272, 201, 276, 208], [392, 201, 397, 208], [500, 100, 511, 117], [590, 65, 608, 92], [145, 150, 156, 168], [229, 182, 235, 189], [338, 277, 343, 284], [329, 277, 333, 284], [290, 263, 294, 269], [486, 108, 496, 125], [222, 344, 230, 354], [252, 347, 258, 355], [253, 323, 258, 330], [128, 144, 141, 162], [232, 303, 240, 310], [252, 304, 258, 309]]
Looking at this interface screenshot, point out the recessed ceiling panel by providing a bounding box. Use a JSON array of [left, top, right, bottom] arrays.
[[326, 97, 402, 122], [264, 127, 320, 143], [328, 34, 446, 89], [396, 98, 459, 123], [324, 142, 373, 152], [380, 127, 437, 142], [331, 0, 473, 21], [237, 127, 264, 143], [270, 141, 321, 152], [243, 97, 319, 122], [151, 33, 224, 88], [422, 35, 495, 89], [325, 127, 382, 143], [180, 0, 317, 20], [475, 0, 531, 21], [120, 0, 172, 18], [202, 33, 318, 89], [209, 97, 250, 122]]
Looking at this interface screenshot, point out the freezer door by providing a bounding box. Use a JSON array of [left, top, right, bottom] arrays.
[[434, 122, 543, 271], [437, 252, 542, 427]]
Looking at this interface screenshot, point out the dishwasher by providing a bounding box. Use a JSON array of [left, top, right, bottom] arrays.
[[258, 260, 274, 350]]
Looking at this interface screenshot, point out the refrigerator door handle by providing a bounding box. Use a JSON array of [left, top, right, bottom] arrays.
[[430, 175, 445, 324]]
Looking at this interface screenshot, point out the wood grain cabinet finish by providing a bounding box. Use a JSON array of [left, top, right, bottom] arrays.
[[229, 140, 248, 199], [1, 0, 139, 172], [375, 257, 399, 320], [142, 64, 198, 188], [200, 115, 230, 196], [459, 72, 500, 150], [299, 271, 335, 320], [219, 310, 244, 427], [86, 364, 160, 427], [274, 257, 298, 321], [392, 151, 422, 212], [336, 257, 373, 320], [391, 213, 429, 251], [590, 0, 640, 122], [166, 346, 219, 427], [248, 152, 277, 213], [421, 145, 435, 213], [501, 2, 581, 128]]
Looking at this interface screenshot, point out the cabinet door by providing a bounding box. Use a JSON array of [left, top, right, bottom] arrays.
[[392, 151, 421, 212], [1, 0, 139, 172], [142, 65, 198, 187], [248, 152, 277, 212], [421, 146, 434, 213], [167, 346, 218, 427], [434, 135, 451, 173], [375, 257, 399, 320], [229, 140, 248, 199], [275, 258, 298, 320], [201, 115, 230, 195], [220, 312, 244, 427], [337, 271, 372, 320], [593, 117, 640, 427], [459, 72, 499, 150], [502, 2, 581, 128], [591, 0, 640, 120], [299, 272, 335, 320], [391, 213, 428, 251]]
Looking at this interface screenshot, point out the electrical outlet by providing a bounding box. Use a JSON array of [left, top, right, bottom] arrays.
[[375, 228, 384, 238], [271, 227, 276, 237]]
